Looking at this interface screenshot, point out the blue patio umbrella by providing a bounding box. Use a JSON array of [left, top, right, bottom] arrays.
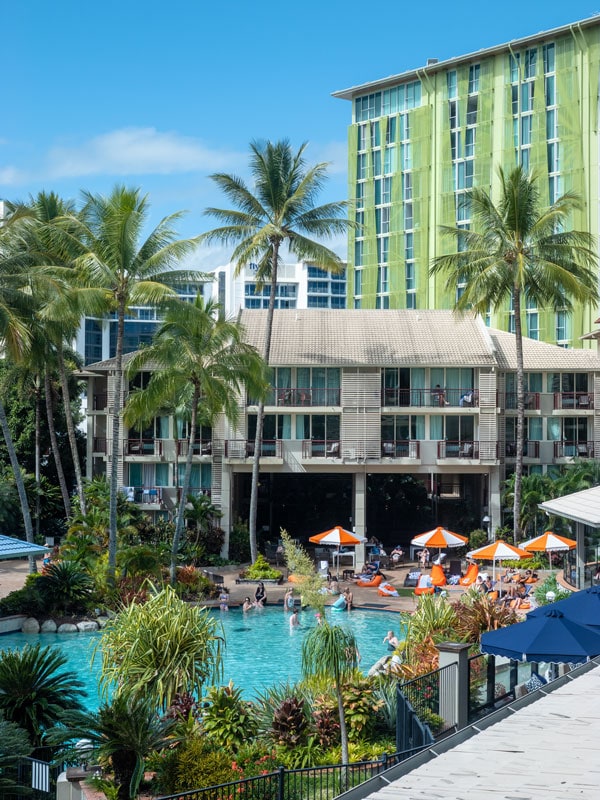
[[480, 608, 600, 664], [529, 585, 600, 628]]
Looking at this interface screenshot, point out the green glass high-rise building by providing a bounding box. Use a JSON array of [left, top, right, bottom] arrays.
[[333, 16, 600, 347]]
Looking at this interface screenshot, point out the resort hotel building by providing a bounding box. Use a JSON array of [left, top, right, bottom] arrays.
[[333, 15, 600, 346], [84, 309, 600, 556]]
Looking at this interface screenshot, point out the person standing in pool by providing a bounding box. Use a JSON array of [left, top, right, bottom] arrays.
[[289, 607, 300, 629], [343, 586, 353, 611], [255, 582, 266, 607], [242, 597, 253, 612], [284, 588, 294, 613]]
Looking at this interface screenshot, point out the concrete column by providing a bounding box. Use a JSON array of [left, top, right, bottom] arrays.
[[575, 521, 586, 589], [437, 641, 471, 731], [353, 471, 366, 566], [489, 468, 501, 540], [220, 467, 232, 559]]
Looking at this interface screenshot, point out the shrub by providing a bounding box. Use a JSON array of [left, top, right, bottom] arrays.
[[468, 528, 488, 550], [175, 567, 216, 600], [0, 579, 43, 617], [201, 682, 257, 750], [342, 678, 382, 742], [534, 572, 572, 606], [243, 555, 282, 581], [154, 737, 236, 795], [35, 561, 94, 615], [311, 694, 340, 749], [228, 518, 251, 563], [271, 695, 308, 747]]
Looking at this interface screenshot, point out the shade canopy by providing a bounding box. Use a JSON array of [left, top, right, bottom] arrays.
[[411, 527, 468, 549], [467, 540, 532, 582], [522, 531, 577, 553], [480, 608, 600, 663], [309, 526, 366, 546], [0, 535, 49, 560], [530, 585, 600, 628]]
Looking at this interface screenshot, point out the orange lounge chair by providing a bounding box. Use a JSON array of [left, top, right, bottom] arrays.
[[356, 573, 384, 588], [414, 574, 435, 596], [459, 563, 479, 586], [431, 563, 446, 587]]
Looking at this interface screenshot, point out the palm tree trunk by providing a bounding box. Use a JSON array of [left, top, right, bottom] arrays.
[[57, 346, 86, 515], [0, 396, 37, 572], [171, 386, 200, 583], [107, 305, 125, 585], [44, 367, 71, 518], [336, 675, 349, 786], [34, 378, 41, 541], [248, 243, 280, 563], [513, 287, 525, 544]]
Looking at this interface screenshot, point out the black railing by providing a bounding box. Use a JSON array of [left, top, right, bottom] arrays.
[[467, 653, 534, 722], [437, 440, 479, 459], [92, 393, 107, 410], [505, 440, 540, 458], [124, 438, 163, 456], [16, 756, 60, 799], [381, 440, 420, 458], [554, 391, 593, 410], [155, 749, 429, 800], [92, 436, 107, 453], [381, 387, 479, 408], [505, 391, 540, 410], [225, 439, 282, 458], [399, 663, 457, 738]]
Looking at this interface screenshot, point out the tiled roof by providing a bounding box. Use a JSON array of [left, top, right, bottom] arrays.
[[239, 310, 498, 367], [0, 535, 49, 560], [489, 329, 600, 370]]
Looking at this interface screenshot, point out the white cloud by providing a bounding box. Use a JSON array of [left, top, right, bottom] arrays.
[[46, 128, 245, 179], [0, 166, 28, 185]]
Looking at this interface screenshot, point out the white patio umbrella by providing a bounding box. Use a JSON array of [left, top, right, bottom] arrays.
[[467, 540, 532, 583], [309, 526, 367, 577]]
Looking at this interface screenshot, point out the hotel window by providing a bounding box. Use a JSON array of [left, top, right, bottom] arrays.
[[383, 146, 396, 174], [377, 264, 389, 293], [526, 296, 539, 340], [543, 42, 555, 73], [376, 206, 390, 235], [357, 124, 367, 151], [354, 240, 364, 267], [468, 64, 480, 94], [354, 268, 363, 297], [402, 172, 412, 201], [465, 127, 475, 158], [377, 236, 389, 264], [509, 52, 520, 83], [357, 153, 367, 180], [355, 209, 364, 229], [376, 294, 390, 309], [466, 95, 478, 126], [524, 48, 537, 79], [447, 70, 458, 99], [404, 203, 413, 228], [355, 181, 364, 204], [406, 261, 415, 291], [556, 311, 571, 346], [370, 122, 381, 148], [386, 116, 397, 144], [520, 81, 534, 113]]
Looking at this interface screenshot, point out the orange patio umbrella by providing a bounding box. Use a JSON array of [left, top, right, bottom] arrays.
[[467, 540, 532, 582], [411, 526, 468, 549], [309, 526, 367, 577], [522, 530, 576, 570]]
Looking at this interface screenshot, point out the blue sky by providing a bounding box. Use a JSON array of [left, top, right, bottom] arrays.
[[2, 1, 597, 268]]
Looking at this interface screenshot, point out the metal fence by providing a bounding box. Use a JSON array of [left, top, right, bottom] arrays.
[[398, 662, 458, 737], [468, 653, 533, 722], [155, 750, 429, 800]]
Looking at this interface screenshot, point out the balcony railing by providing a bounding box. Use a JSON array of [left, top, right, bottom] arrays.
[[437, 440, 479, 459], [262, 387, 341, 407], [177, 487, 211, 501], [505, 440, 540, 458], [554, 391, 593, 410], [121, 486, 162, 504], [177, 439, 212, 456], [225, 439, 282, 458], [92, 393, 107, 410], [124, 439, 163, 456], [381, 439, 420, 458], [301, 439, 341, 458], [554, 440, 595, 459], [381, 387, 479, 408], [92, 437, 107, 453], [505, 391, 540, 410]]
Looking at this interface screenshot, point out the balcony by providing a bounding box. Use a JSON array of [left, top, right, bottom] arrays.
[[381, 388, 479, 408], [301, 439, 341, 458], [92, 393, 108, 410], [553, 392, 593, 410], [554, 441, 595, 459], [225, 439, 282, 458], [124, 439, 164, 456], [504, 392, 540, 410], [121, 486, 162, 505], [264, 387, 341, 407], [177, 439, 212, 456], [381, 440, 420, 458], [437, 440, 479, 459], [505, 440, 540, 459]]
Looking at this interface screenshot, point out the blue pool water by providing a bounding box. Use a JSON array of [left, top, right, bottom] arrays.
[[0, 607, 400, 707]]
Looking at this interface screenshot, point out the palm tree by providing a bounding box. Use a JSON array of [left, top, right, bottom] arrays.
[[47, 693, 177, 800], [201, 139, 352, 562], [301, 622, 359, 768], [431, 167, 598, 542], [55, 186, 202, 584], [124, 295, 267, 581], [0, 643, 85, 749]]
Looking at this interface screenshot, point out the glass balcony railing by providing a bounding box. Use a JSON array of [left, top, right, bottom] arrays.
[[437, 440, 479, 458], [381, 388, 479, 408], [301, 439, 341, 458], [554, 441, 595, 458]]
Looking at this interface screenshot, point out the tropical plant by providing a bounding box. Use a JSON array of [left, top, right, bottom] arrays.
[[124, 294, 266, 580], [401, 593, 458, 645], [302, 622, 359, 767], [243, 553, 282, 581], [47, 692, 177, 800], [202, 139, 352, 562], [116, 544, 165, 578], [98, 584, 223, 709], [270, 694, 308, 747], [201, 681, 258, 750], [342, 677, 383, 742], [450, 591, 518, 641], [279, 528, 326, 612], [311, 693, 340, 749], [0, 643, 85, 748], [153, 736, 236, 796], [0, 711, 32, 796], [534, 572, 573, 606], [503, 472, 553, 540], [34, 560, 94, 615], [431, 166, 598, 542], [54, 187, 203, 584]]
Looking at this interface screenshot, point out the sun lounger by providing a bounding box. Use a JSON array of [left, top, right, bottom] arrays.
[[356, 573, 384, 588], [431, 563, 446, 587], [459, 563, 478, 586]]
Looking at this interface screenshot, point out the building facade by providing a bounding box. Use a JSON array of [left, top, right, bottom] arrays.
[[84, 309, 600, 551], [204, 261, 347, 316], [333, 16, 600, 346]]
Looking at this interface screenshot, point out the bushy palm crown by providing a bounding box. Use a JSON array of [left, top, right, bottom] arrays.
[[202, 139, 349, 282]]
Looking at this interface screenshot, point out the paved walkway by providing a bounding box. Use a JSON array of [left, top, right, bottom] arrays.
[[362, 662, 600, 800]]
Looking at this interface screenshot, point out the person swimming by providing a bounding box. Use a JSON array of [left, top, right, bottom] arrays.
[[383, 630, 399, 649], [242, 597, 253, 612]]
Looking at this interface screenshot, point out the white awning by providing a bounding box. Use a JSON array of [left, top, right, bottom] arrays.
[[539, 485, 600, 528]]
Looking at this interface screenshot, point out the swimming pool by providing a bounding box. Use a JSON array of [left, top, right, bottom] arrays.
[[0, 606, 401, 707]]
